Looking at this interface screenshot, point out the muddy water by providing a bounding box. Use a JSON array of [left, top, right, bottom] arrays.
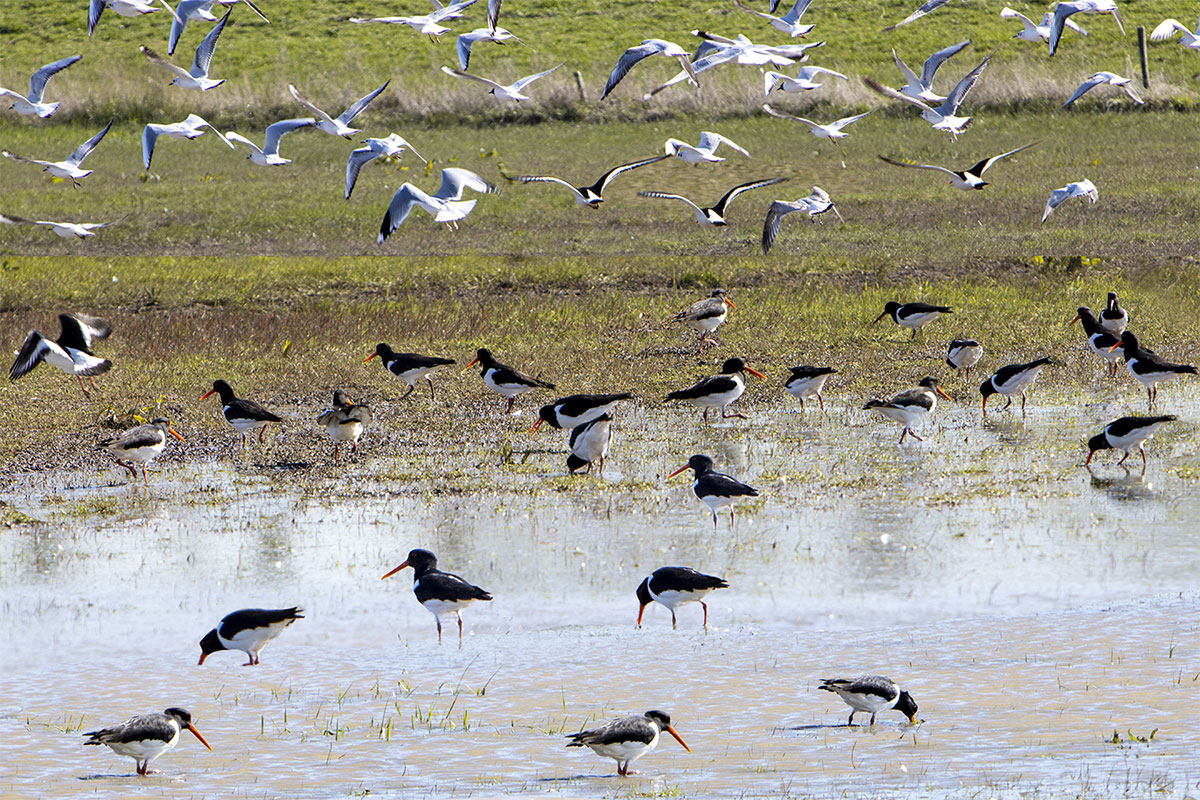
[[1, 395, 1199, 798]]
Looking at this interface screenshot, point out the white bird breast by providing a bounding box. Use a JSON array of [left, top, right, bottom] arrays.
[[588, 733, 659, 764], [785, 373, 830, 399]]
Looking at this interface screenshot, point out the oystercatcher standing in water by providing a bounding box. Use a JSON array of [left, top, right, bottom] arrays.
[[9, 312, 112, 396], [1070, 307, 1122, 377], [874, 301, 952, 338], [783, 365, 837, 412], [530, 392, 633, 433], [381, 548, 492, 644], [200, 379, 283, 448], [84, 708, 212, 776], [567, 414, 612, 475], [1099, 291, 1129, 336], [673, 289, 737, 353], [364, 343, 456, 399], [464, 348, 555, 414], [665, 357, 766, 424], [863, 376, 952, 443], [979, 356, 1057, 417], [98, 417, 185, 486], [819, 676, 919, 726], [198, 607, 304, 666], [316, 390, 372, 462], [1086, 415, 1177, 470], [1109, 332, 1197, 409], [567, 710, 691, 777], [945, 339, 983, 379], [636, 566, 729, 630], [668, 454, 760, 530]]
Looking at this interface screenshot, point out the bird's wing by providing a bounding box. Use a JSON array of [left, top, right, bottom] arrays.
[[432, 0, 478, 20], [379, 184, 436, 242], [9, 331, 51, 380], [1062, 73, 1106, 107], [88, 0, 106, 37], [456, 30, 485, 69], [436, 168, 497, 200], [832, 109, 874, 129], [602, 42, 658, 99], [345, 147, 376, 199], [166, 5, 189, 54], [882, 0, 949, 32], [30, 55, 82, 102], [596, 155, 668, 194], [223, 130, 264, 155], [487, 0, 501, 31], [190, 114, 234, 146], [714, 177, 787, 214], [512, 63, 563, 91], [337, 79, 390, 125], [141, 46, 193, 81], [733, 0, 773, 22], [863, 77, 937, 113], [1150, 18, 1188, 40], [891, 49, 922, 89], [191, 8, 230, 77], [878, 154, 956, 178], [0, 212, 36, 226], [974, 141, 1037, 174], [238, 0, 270, 22], [441, 66, 505, 91], [1, 151, 51, 167], [1064, 16, 1088, 34], [637, 190, 703, 214], [141, 124, 163, 169], [263, 118, 315, 154], [698, 131, 749, 157], [1042, 186, 1070, 221], [287, 84, 336, 126], [762, 103, 818, 126], [60, 313, 111, 350], [941, 51, 991, 113], [807, 66, 848, 80], [1048, 3, 1080, 55], [762, 200, 805, 254], [920, 39, 971, 87], [1120, 80, 1144, 104], [782, 0, 815, 22], [67, 118, 114, 167], [1000, 7, 1035, 28]]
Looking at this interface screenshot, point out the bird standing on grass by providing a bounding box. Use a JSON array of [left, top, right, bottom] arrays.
[[381, 548, 492, 644], [567, 710, 691, 777], [672, 289, 738, 352], [84, 708, 212, 776], [198, 607, 304, 665], [567, 414, 613, 475], [9, 312, 112, 395], [365, 344, 455, 399], [784, 365, 837, 412], [819, 676, 919, 726], [1109, 332, 1197, 410], [667, 453, 760, 530], [200, 379, 282, 448], [946, 339, 983, 379], [874, 301, 951, 338], [1099, 291, 1129, 336], [316, 390, 372, 462], [1069, 307, 1121, 376], [99, 418, 185, 486], [636, 566, 729, 629], [531, 393, 633, 433], [464, 348, 555, 414]]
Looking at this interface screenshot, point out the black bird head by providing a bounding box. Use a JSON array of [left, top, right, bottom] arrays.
[[197, 629, 226, 664], [1107, 291, 1119, 307], [635, 577, 653, 626], [667, 453, 715, 480], [979, 378, 996, 400], [1071, 306, 1096, 326], [464, 348, 496, 372], [381, 548, 438, 580], [919, 376, 954, 401], [874, 301, 902, 323], [894, 691, 919, 724], [364, 342, 395, 365], [164, 708, 194, 725], [331, 389, 351, 408], [566, 453, 589, 474], [1109, 331, 1138, 355], [200, 379, 235, 403], [644, 710, 691, 750], [720, 358, 767, 379], [1085, 432, 1111, 463]]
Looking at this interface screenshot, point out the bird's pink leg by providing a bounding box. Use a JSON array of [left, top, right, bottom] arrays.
[[259, 424, 267, 444], [427, 375, 436, 398], [457, 612, 464, 647], [701, 600, 709, 630], [436, 618, 443, 643]]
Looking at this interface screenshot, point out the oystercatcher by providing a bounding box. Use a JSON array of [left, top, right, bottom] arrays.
[[946, 339, 983, 379], [567, 710, 690, 777], [98, 417, 185, 486], [636, 566, 729, 630], [515, 155, 667, 209], [877, 142, 1037, 190], [668, 454, 760, 530], [381, 548, 492, 644], [200, 379, 283, 448], [673, 289, 737, 353], [365, 344, 456, 399], [819, 676, 919, 726], [567, 414, 612, 475], [84, 708, 212, 776], [638, 177, 786, 228], [783, 365, 837, 412], [1099, 291, 1129, 336], [198, 607, 304, 666], [316, 390, 372, 462], [1109, 332, 1197, 409], [874, 302, 952, 338], [9, 312, 112, 396], [1086, 415, 1177, 470], [863, 376, 952, 443], [980, 356, 1057, 417], [530, 392, 633, 433], [1069, 307, 1121, 377], [665, 358, 766, 424], [464, 348, 555, 414]]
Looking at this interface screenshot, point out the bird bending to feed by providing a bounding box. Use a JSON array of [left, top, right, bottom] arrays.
[[762, 104, 873, 140], [891, 40, 970, 103], [636, 566, 729, 629], [641, 178, 785, 230], [365, 344, 455, 399], [515, 155, 667, 209], [1086, 416, 1177, 470], [165, 0, 269, 55], [2, 119, 113, 187], [198, 607, 304, 665], [663, 131, 749, 163], [567, 414, 612, 475], [764, 66, 847, 95], [1100, 292, 1128, 336], [224, 118, 316, 166], [761, 186, 842, 254], [317, 390, 372, 461], [200, 379, 283, 447], [1109, 332, 1197, 410], [734, 0, 815, 38], [819, 676, 919, 726], [0, 54, 81, 118], [668, 453, 761, 530], [1001, 6, 1086, 42], [139, 9, 231, 90], [980, 357, 1057, 417], [456, 27, 523, 70], [863, 376, 952, 444], [666, 358, 766, 423], [1150, 17, 1200, 49], [381, 548, 492, 644], [877, 142, 1036, 191], [378, 168, 497, 242], [1062, 71, 1142, 107], [531, 393, 633, 433], [287, 80, 390, 137], [874, 301, 952, 338], [864, 51, 991, 140], [349, 0, 478, 42], [440, 63, 563, 102], [946, 339, 983, 379], [1049, 1, 1124, 56], [99, 418, 185, 486], [567, 710, 690, 777], [88, 0, 166, 39], [882, 0, 953, 32], [0, 212, 120, 240], [142, 114, 233, 170], [464, 348, 555, 414], [1041, 179, 1097, 223], [671, 289, 738, 353], [1069, 307, 1121, 376], [9, 312, 112, 395], [345, 134, 425, 200], [784, 365, 837, 412], [601, 39, 699, 100], [84, 708, 212, 776]]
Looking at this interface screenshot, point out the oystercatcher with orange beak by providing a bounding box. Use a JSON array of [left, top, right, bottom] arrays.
[[665, 357, 766, 423], [464, 348, 555, 414], [364, 344, 456, 399], [668, 454, 760, 530], [84, 708, 212, 776], [1099, 291, 1129, 336], [530, 392, 633, 433], [98, 417, 185, 486], [316, 390, 372, 462], [863, 376, 952, 443], [567, 710, 690, 777], [1070, 308, 1121, 377], [1086, 415, 1176, 470], [673, 289, 737, 353], [1109, 332, 1197, 409], [636, 566, 729, 630], [200, 379, 282, 448], [980, 356, 1057, 417], [819, 676, 919, 727], [198, 607, 304, 666], [382, 548, 492, 644], [874, 301, 951, 338]]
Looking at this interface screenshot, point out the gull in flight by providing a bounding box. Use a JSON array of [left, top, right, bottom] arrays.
[[3, 119, 113, 187], [224, 118, 316, 166], [349, 0, 479, 43], [762, 104, 873, 139], [663, 131, 749, 163], [288, 81, 390, 137], [139, 8, 230, 90], [1062, 71, 1143, 107], [0, 55, 81, 118], [865, 51, 992, 140], [515, 155, 667, 208], [639, 178, 786, 227], [645, 32, 823, 99], [440, 63, 562, 101], [0, 212, 121, 239], [142, 113, 234, 170], [1001, 7, 1087, 42], [601, 39, 699, 100], [892, 39, 970, 103], [165, 0, 268, 55], [456, 27, 522, 70], [345, 134, 426, 200], [1049, 1, 1124, 56], [877, 142, 1037, 191], [1150, 17, 1200, 49], [764, 66, 846, 95], [378, 168, 498, 242], [733, 0, 816, 38], [762, 187, 842, 254], [882, 0, 958, 32], [89, 0, 169, 39], [487, 0, 502, 32], [1041, 179, 1098, 223]]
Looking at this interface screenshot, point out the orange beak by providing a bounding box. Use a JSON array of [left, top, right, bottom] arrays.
[[168, 426, 185, 443], [197, 652, 209, 665], [873, 311, 888, 324], [723, 297, 738, 310], [528, 418, 544, 434], [186, 724, 213, 751], [199, 389, 215, 401], [667, 464, 690, 479], [381, 559, 410, 580], [1108, 340, 1124, 352], [664, 724, 691, 752], [1068, 313, 1080, 325], [636, 603, 648, 628], [461, 357, 480, 373], [935, 386, 953, 402], [363, 353, 379, 364], [745, 367, 767, 380]]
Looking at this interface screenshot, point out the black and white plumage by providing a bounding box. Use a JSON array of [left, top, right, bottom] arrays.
[[764, 66, 848, 95], [142, 113, 233, 170], [349, 0, 478, 42], [455, 26, 522, 70], [601, 39, 699, 100], [365, 343, 455, 399], [84, 708, 212, 776], [980, 357, 1056, 416], [734, 0, 815, 38], [784, 365, 837, 412], [224, 118, 317, 166], [198, 607, 304, 665], [882, 0, 954, 32], [166, 0, 269, 55], [98, 417, 185, 486], [1086, 415, 1177, 469], [667, 453, 761, 530], [636, 566, 729, 629], [531, 393, 633, 433], [672, 289, 738, 352], [1049, 0, 1125, 56], [139, 9, 231, 91], [863, 376, 953, 443], [1109, 331, 1197, 409], [516, 155, 667, 209], [1041, 179, 1098, 223], [662, 131, 749, 163], [2, 118, 114, 187], [378, 168, 497, 242], [665, 358, 766, 424], [567, 414, 613, 475], [946, 339, 984, 379], [1062, 71, 1142, 108], [441, 64, 563, 102], [763, 104, 874, 140], [288, 80, 390, 138], [381, 548, 492, 644], [761, 186, 842, 254], [819, 676, 919, 726], [567, 710, 690, 777], [640, 178, 786, 229], [88, 0, 164, 39], [878, 142, 1036, 191], [1002, 6, 1087, 42], [345, 134, 425, 200], [874, 301, 952, 338], [0, 54, 81, 118], [316, 390, 372, 461], [642, 32, 825, 100], [200, 379, 282, 447], [465, 347, 555, 414], [864, 51, 992, 140], [1100, 291, 1129, 336], [891, 39, 970, 103], [9, 312, 112, 395], [1070, 307, 1121, 376]]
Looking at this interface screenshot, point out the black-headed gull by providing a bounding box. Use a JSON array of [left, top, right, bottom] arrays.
[[224, 118, 316, 166], [1150, 17, 1200, 49], [762, 104, 873, 139], [3, 119, 113, 187], [378, 168, 497, 242], [440, 63, 562, 101], [288, 80, 390, 137], [601, 39, 699, 100], [864, 51, 992, 140], [663, 131, 748, 163], [877, 142, 1037, 190], [350, 0, 478, 43], [764, 66, 846, 95], [0, 212, 121, 239], [1049, 1, 1124, 56], [139, 8, 230, 90], [1001, 7, 1086, 42], [487, 0, 502, 32], [733, 0, 815, 38], [456, 26, 522, 70], [761, 187, 841, 254], [0, 55, 81, 118], [1041, 179, 1097, 223], [644, 32, 823, 99], [891, 40, 970, 103], [882, 0, 957, 32], [515, 155, 667, 208], [166, 0, 268, 55], [89, 0, 168, 39], [1062, 71, 1142, 107], [8, 313, 112, 395], [345, 134, 426, 200], [639, 178, 786, 227], [142, 113, 233, 170]]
